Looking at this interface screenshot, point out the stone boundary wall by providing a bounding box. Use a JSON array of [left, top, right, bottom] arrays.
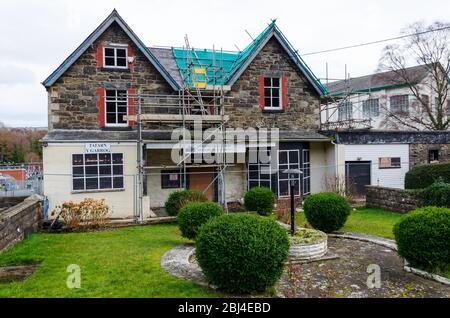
[[0, 197, 43, 251], [0, 197, 28, 209], [365, 186, 418, 213]]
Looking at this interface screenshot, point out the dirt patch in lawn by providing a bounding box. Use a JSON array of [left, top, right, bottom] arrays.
[[0, 264, 39, 284]]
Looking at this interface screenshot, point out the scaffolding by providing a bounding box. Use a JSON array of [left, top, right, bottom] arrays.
[[127, 36, 230, 223]]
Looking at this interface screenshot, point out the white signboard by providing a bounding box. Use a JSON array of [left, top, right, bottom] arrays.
[[85, 143, 111, 154]]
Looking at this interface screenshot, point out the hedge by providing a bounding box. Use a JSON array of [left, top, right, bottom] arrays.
[[405, 162, 450, 189], [164, 190, 207, 216], [244, 187, 276, 216]]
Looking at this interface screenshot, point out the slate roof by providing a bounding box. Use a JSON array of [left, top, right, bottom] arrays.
[[43, 129, 329, 142], [325, 64, 432, 96], [42, 10, 326, 96], [326, 130, 450, 145]]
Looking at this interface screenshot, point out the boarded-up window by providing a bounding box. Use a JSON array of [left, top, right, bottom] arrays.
[[379, 157, 401, 169]]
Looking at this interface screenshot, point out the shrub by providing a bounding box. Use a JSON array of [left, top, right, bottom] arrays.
[[303, 192, 351, 233], [51, 198, 110, 230], [177, 202, 223, 240], [244, 187, 276, 216], [196, 214, 289, 294], [164, 190, 207, 216], [415, 182, 450, 208], [405, 162, 450, 189], [393, 206, 450, 271]]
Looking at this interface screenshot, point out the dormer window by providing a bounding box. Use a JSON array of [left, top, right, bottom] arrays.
[[263, 77, 282, 111], [104, 45, 128, 69]]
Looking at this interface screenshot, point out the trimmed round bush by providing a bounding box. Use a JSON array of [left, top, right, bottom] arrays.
[[244, 187, 276, 216], [196, 214, 289, 294], [415, 182, 450, 208], [405, 162, 450, 189], [394, 206, 450, 271], [164, 190, 207, 216], [177, 202, 223, 240], [303, 192, 351, 233]]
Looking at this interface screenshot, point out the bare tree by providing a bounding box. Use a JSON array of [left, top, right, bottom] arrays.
[[378, 21, 450, 130]]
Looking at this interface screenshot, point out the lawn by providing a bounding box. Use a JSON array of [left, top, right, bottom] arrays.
[[0, 225, 219, 298], [295, 207, 403, 239]]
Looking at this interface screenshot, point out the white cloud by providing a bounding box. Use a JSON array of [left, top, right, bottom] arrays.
[[0, 0, 449, 126]]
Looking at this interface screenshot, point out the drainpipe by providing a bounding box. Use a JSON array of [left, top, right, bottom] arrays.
[[331, 133, 341, 193]]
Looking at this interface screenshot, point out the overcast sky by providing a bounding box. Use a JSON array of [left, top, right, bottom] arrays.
[[1, 0, 449, 127]]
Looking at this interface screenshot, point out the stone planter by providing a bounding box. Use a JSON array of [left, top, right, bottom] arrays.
[[289, 228, 328, 261]]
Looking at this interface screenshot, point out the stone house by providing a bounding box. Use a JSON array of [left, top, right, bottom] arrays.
[[42, 10, 338, 220], [321, 65, 450, 193]]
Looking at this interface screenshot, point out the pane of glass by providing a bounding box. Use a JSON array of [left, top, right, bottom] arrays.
[[85, 166, 98, 177], [116, 49, 126, 58], [116, 58, 127, 67], [272, 98, 279, 107], [264, 78, 271, 87], [113, 154, 123, 164], [117, 90, 127, 100], [104, 48, 115, 57], [264, 88, 271, 98], [260, 167, 271, 180], [72, 154, 83, 165], [106, 113, 116, 124], [279, 181, 289, 196], [99, 165, 111, 175], [272, 78, 280, 87], [249, 170, 258, 179], [289, 151, 299, 163], [73, 178, 84, 191], [86, 178, 98, 190], [249, 181, 259, 189], [105, 57, 115, 66], [113, 177, 124, 189], [272, 88, 279, 97], [85, 154, 98, 165], [106, 102, 116, 113], [117, 106, 127, 113], [72, 166, 84, 177], [264, 98, 271, 107], [117, 113, 126, 124], [260, 181, 270, 189], [106, 90, 116, 98], [98, 154, 111, 165], [279, 151, 288, 164], [113, 165, 123, 175], [100, 177, 112, 189], [248, 164, 258, 171]]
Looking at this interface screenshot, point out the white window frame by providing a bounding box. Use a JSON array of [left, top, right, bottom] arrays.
[[302, 149, 311, 196], [278, 149, 301, 198], [362, 98, 380, 119], [103, 45, 128, 69], [390, 95, 409, 114], [105, 89, 129, 127], [247, 149, 273, 190], [72, 153, 125, 192], [263, 77, 283, 111]]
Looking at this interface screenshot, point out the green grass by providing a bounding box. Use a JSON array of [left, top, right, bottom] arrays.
[[0, 225, 219, 298], [296, 207, 403, 239]]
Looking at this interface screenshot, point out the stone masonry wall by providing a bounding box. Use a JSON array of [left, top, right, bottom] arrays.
[[226, 37, 321, 130], [409, 143, 450, 167], [48, 21, 174, 129], [366, 185, 418, 213], [0, 197, 43, 251]]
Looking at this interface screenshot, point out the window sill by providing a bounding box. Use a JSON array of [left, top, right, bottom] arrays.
[[103, 125, 131, 130], [71, 188, 125, 195], [262, 109, 285, 114], [101, 67, 130, 73]]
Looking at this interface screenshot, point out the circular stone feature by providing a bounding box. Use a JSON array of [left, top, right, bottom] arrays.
[[289, 228, 328, 260]]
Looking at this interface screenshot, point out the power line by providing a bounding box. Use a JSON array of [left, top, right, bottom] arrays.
[[302, 25, 450, 56]]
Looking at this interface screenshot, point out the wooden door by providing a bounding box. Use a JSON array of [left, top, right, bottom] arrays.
[[188, 167, 215, 201]]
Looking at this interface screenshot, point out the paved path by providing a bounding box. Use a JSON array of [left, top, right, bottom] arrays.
[[161, 238, 450, 298]]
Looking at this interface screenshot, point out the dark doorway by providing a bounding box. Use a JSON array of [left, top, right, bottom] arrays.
[[345, 161, 371, 196]]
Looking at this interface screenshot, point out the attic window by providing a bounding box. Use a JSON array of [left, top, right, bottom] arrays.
[[104, 46, 128, 69], [263, 77, 282, 110]]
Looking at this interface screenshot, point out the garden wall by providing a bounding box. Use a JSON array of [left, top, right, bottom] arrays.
[[0, 197, 43, 251], [365, 186, 418, 213]]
